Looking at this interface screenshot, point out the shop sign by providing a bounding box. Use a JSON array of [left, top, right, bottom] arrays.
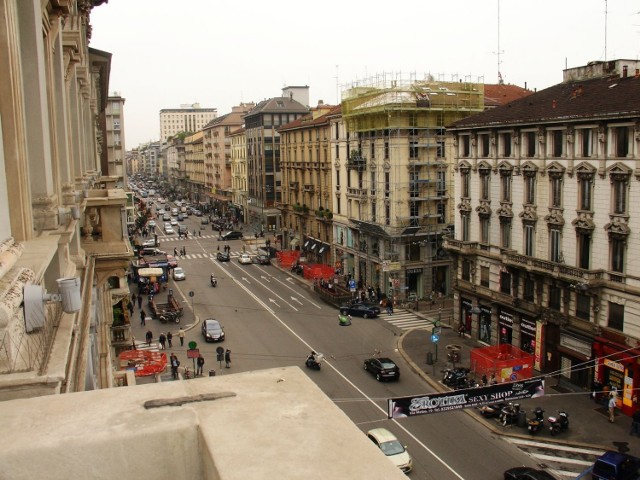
[[559, 334, 592, 358], [534, 321, 543, 371], [520, 317, 537, 335], [604, 357, 625, 372], [498, 310, 514, 327], [387, 262, 402, 271], [480, 305, 492, 316], [406, 268, 423, 275], [461, 298, 472, 311]]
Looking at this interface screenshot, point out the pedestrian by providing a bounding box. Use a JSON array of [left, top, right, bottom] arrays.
[[131, 293, 137, 308], [217, 245, 220, 252], [137, 294, 143, 308], [490, 374, 497, 385], [630, 409, 640, 437], [196, 354, 205, 376], [127, 300, 134, 316], [178, 327, 185, 346], [174, 247, 178, 256], [458, 323, 466, 337], [166, 331, 173, 348], [608, 393, 617, 423], [170, 353, 180, 379], [158, 332, 166, 350], [140, 309, 146, 326], [182, 246, 186, 256], [145, 329, 153, 346], [225, 349, 231, 368], [481, 374, 488, 386]]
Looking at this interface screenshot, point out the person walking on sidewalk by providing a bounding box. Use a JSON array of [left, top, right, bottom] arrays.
[[145, 329, 153, 347], [225, 349, 231, 368], [170, 353, 180, 380], [131, 293, 137, 308], [166, 331, 173, 348], [608, 393, 617, 422], [137, 294, 143, 309], [158, 332, 167, 350], [178, 327, 185, 346], [140, 309, 147, 326], [196, 354, 205, 376]]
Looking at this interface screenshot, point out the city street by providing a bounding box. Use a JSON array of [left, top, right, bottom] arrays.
[[129, 201, 543, 479]]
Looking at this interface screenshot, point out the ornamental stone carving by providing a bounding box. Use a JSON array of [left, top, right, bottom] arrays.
[[496, 203, 513, 218], [544, 210, 565, 226], [572, 212, 595, 231], [519, 205, 538, 222], [604, 218, 630, 238], [475, 202, 492, 217], [457, 199, 472, 213]]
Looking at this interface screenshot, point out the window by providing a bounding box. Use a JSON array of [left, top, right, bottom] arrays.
[[552, 130, 563, 157], [462, 136, 470, 157], [576, 293, 590, 320], [437, 171, 446, 195], [479, 168, 490, 200], [549, 227, 561, 263], [612, 175, 628, 214], [500, 171, 512, 202], [462, 260, 471, 282], [580, 129, 593, 157], [437, 203, 446, 224], [549, 284, 561, 310], [502, 132, 512, 157], [371, 201, 376, 223], [409, 201, 419, 226], [370, 142, 375, 159], [615, 126, 629, 158], [524, 224, 535, 256], [384, 141, 389, 159], [526, 132, 536, 157], [611, 237, 625, 273], [524, 277, 535, 302], [480, 217, 490, 244], [409, 141, 418, 159], [384, 172, 390, 198], [608, 302, 624, 331], [480, 134, 490, 157], [524, 172, 536, 205], [500, 219, 511, 248], [500, 271, 511, 294], [480, 266, 490, 287], [461, 213, 470, 241], [370, 171, 376, 196], [384, 202, 390, 225], [550, 175, 562, 208], [461, 168, 470, 197], [335, 144, 339, 159], [578, 173, 593, 210], [577, 232, 591, 269]]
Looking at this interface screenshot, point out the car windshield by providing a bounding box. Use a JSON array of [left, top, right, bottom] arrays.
[[379, 360, 396, 369], [174, 268, 183, 274], [380, 440, 405, 456], [206, 323, 221, 334]]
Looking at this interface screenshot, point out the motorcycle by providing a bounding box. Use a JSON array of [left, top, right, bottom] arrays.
[[499, 403, 523, 427], [210, 275, 217, 287], [305, 352, 324, 370], [527, 406, 545, 434], [548, 410, 569, 435], [159, 312, 180, 324], [442, 367, 470, 388], [477, 401, 507, 418]]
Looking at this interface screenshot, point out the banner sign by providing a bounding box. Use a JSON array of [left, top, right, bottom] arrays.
[[388, 378, 545, 418]]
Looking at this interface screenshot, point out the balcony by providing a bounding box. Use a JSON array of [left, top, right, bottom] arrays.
[[303, 184, 315, 193], [444, 238, 479, 255], [347, 152, 367, 170], [289, 181, 299, 191], [347, 187, 368, 199]]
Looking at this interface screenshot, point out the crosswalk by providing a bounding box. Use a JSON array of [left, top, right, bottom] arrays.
[[158, 234, 221, 242], [383, 309, 435, 330], [167, 251, 245, 261]]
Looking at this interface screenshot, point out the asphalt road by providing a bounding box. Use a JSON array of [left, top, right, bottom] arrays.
[[138, 202, 542, 479]]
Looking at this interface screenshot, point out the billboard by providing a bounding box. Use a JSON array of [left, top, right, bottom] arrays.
[[388, 378, 545, 418]]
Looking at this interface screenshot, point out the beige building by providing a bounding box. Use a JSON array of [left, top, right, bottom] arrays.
[[105, 92, 126, 177], [184, 131, 205, 202], [159, 103, 217, 143], [446, 60, 640, 415], [332, 73, 484, 299], [203, 103, 254, 210], [279, 103, 337, 260]]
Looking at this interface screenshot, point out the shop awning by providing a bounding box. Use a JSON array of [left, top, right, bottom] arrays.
[[138, 268, 164, 277]]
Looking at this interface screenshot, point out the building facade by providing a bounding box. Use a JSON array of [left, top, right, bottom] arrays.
[[244, 89, 309, 234], [446, 60, 640, 415], [184, 131, 205, 203], [105, 92, 126, 177], [159, 103, 217, 143], [230, 127, 248, 223], [332, 73, 484, 300]]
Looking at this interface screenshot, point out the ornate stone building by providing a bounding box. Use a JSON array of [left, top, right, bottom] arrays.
[[447, 60, 640, 415]]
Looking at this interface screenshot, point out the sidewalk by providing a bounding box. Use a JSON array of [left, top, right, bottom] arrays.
[[398, 314, 640, 452]]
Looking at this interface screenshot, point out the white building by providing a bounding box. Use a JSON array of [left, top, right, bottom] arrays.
[[159, 103, 217, 143]]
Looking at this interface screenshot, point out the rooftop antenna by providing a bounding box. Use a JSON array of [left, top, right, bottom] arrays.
[[494, 0, 505, 84]]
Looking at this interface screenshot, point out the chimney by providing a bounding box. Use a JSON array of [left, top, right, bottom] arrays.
[[623, 65, 628, 78], [318, 100, 324, 106]]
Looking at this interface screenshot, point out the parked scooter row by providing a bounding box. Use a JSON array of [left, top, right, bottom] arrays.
[[494, 403, 570, 435]]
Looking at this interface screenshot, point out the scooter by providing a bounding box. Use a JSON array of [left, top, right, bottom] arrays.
[[499, 403, 523, 426], [210, 275, 217, 287], [527, 407, 545, 434], [442, 367, 470, 388], [477, 401, 507, 418], [548, 410, 569, 435], [305, 352, 324, 370]]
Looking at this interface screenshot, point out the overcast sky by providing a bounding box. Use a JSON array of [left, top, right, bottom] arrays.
[[90, 0, 639, 148]]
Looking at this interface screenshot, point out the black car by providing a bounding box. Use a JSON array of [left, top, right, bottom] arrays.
[[201, 318, 225, 343], [255, 254, 271, 265], [503, 467, 557, 480], [221, 231, 243, 240], [340, 303, 380, 318], [363, 357, 400, 382], [216, 252, 230, 262]]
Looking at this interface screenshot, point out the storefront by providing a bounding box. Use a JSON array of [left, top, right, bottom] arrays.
[[406, 267, 422, 299], [520, 316, 537, 355], [593, 336, 640, 416], [498, 309, 514, 344], [460, 298, 473, 333], [556, 331, 592, 388]]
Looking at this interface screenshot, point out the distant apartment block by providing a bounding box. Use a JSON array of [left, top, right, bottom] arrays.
[[159, 103, 217, 143]]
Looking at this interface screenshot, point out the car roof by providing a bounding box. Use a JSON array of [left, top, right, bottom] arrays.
[[366, 428, 398, 443]]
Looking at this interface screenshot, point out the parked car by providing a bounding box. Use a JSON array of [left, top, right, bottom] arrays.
[[339, 303, 380, 318], [366, 428, 412, 473], [363, 357, 400, 382], [255, 254, 271, 265], [201, 318, 225, 342], [216, 252, 230, 262], [221, 230, 243, 240], [503, 467, 557, 480], [172, 267, 185, 281], [238, 254, 252, 265]]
